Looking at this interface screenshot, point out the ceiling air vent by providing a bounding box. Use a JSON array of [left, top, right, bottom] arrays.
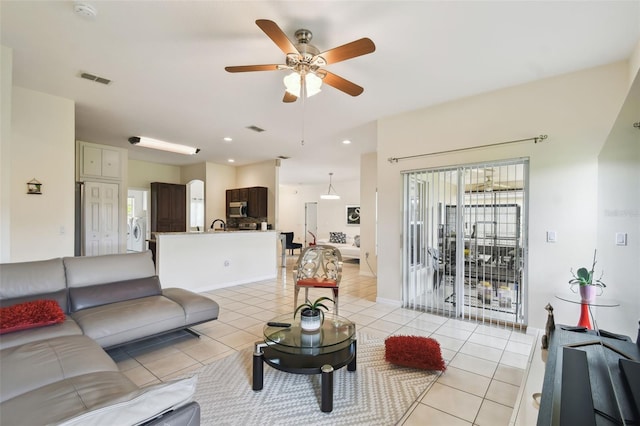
[[246, 125, 265, 133], [80, 72, 111, 85]]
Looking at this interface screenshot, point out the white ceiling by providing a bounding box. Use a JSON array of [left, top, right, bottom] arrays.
[[2, 1, 639, 185]]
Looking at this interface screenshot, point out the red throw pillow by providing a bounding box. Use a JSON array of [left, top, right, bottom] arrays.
[[385, 335, 446, 371], [0, 299, 65, 335]]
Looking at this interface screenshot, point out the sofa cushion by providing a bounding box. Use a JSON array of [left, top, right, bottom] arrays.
[[69, 276, 162, 313], [162, 288, 220, 324], [0, 335, 118, 403], [0, 258, 68, 311], [63, 251, 156, 288], [0, 371, 139, 426], [58, 375, 197, 426], [71, 295, 186, 348], [0, 299, 65, 334], [0, 314, 83, 350]]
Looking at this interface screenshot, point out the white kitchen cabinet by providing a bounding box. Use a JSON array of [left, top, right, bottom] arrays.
[[80, 143, 121, 179]]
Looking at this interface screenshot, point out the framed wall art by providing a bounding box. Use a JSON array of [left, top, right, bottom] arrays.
[[346, 205, 360, 225]]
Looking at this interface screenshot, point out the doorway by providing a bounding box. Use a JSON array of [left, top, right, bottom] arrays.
[[402, 159, 529, 327], [305, 202, 318, 246]]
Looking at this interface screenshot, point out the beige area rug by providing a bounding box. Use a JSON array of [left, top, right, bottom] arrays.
[[193, 334, 442, 425]]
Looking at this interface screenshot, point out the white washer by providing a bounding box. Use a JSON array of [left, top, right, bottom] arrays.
[[126, 218, 133, 251], [131, 217, 147, 252]]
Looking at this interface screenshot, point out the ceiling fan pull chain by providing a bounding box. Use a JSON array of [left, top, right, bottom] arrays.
[[301, 77, 306, 146]]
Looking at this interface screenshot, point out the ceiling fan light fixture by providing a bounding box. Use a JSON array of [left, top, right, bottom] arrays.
[[320, 172, 340, 200], [283, 72, 322, 98], [128, 136, 199, 155]]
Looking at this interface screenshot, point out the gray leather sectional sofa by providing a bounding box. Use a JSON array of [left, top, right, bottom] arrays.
[[0, 251, 220, 425]]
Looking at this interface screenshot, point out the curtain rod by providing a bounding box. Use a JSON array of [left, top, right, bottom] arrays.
[[387, 134, 548, 163]]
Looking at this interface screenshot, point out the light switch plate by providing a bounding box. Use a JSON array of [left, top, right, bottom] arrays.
[[546, 231, 557, 243], [615, 232, 627, 246]]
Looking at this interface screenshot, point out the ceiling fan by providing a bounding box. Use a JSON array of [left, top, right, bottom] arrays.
[[225, 19, 375, 103]]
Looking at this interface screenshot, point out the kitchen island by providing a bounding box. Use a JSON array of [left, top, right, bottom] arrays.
[[154, 230, 278, 293]]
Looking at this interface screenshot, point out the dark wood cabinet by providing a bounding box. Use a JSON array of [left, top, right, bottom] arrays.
[[247, 186, 267, 218], [225, 186, 267, 218], [151, 182, 186, 232]]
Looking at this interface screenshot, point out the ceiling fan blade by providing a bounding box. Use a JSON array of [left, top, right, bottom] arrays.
[[317, 38, 376, 65], [283, 92, 297, 103], [321, 71, 364, 97], [225, 65, 281, 73], [256, 19, 299, 55]]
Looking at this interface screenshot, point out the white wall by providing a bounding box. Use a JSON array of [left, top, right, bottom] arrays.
[[377, 61, 630, 330], [128, 159, 181, 188], [279, 179, 361, 244], [9, 87, 75, 261]]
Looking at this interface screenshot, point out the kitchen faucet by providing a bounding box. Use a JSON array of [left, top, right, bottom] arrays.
[[210, 219, 226, 230]]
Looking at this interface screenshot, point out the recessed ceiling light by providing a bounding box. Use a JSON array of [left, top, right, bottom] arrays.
[[227, 159, 235, 163], [342, 139, 352, 145], [223, 137, 232, 142]]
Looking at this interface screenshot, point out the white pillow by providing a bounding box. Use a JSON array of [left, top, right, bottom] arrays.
[[58, 375, 197, 426]]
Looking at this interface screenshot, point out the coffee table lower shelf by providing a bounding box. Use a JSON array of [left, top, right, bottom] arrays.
[[252, 340, 357, 412]]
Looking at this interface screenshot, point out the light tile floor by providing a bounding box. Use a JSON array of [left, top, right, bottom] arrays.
[[107, 256, 536, 425]]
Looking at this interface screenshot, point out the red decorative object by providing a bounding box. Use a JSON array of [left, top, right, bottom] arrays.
[[577, 302, 592, 329], [385, 335, 446, 371], [0, 299, 65, 334], [308, 231, 316, 246]]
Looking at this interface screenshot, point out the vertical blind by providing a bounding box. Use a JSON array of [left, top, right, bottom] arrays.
[[402, 159, 529, 328]]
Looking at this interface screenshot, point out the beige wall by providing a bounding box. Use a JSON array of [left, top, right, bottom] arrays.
[[377, 61, 630, 332], [1, 46, 13, 262], [360, 151, 377, 277], [204, 162, 236, 228], [127, 159, 181, 188], [9, 87, 75, 261], [237, 159, 278, 226], [596, 70, 640, 338]]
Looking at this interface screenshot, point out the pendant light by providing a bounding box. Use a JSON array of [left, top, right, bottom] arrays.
[[320, 172, 340, 200]]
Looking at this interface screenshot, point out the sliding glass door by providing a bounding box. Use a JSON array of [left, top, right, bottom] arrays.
[[402, 159, 529, 327]]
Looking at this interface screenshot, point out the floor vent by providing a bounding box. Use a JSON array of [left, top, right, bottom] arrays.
[[80, 72, 111, 85]]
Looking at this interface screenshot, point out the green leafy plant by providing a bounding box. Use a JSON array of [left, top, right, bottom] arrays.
[[294, 296, 334, 324], [569, 249, 606, 288]]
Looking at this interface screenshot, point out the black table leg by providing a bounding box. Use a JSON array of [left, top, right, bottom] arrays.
[[321, 364, 334, 412], [348, 340, 357, 371], [253, 343, 265, 391]]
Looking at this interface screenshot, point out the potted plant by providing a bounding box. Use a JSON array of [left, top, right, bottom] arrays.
[[569, 249, 606, 303], [294, 296, 334, 331]]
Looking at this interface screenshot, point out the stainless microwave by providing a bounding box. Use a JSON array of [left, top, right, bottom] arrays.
[[229, 201, 247, 218]]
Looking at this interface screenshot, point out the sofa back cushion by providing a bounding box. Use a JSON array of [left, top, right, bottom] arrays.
[[69, 276, 162, 312], [63, 251, 156, 288], [0, 258, 68, 312]]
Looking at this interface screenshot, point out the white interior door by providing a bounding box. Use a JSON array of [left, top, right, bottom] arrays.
[[84, 181, 119, 256], [305, 202, 318, 245]]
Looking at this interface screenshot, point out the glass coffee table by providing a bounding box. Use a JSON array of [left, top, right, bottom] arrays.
[[253, 313, 356, 412]]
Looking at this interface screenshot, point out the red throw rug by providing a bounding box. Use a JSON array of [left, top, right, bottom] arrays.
[[384, 335, 446, 371], [0, 299, 65, 334]]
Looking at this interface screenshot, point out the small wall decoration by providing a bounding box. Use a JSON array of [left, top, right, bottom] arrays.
[[27, 178, 42, 195], [346, 205, 360, 225]]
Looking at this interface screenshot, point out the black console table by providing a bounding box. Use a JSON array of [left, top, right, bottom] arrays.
[[537, 325, 640, 425]]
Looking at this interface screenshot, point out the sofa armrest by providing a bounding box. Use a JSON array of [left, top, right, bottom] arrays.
[[162, 288, 219, 325]]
